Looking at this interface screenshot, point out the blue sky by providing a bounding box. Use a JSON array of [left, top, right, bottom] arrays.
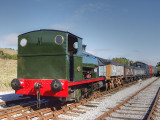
[[0, 0, 160, 65]]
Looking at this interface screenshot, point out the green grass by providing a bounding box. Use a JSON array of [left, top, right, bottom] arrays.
[[0, 54, 17, 91], [0, 50, 17, 60], [0, 49, 17, 90], [3, 80, 11, 88]]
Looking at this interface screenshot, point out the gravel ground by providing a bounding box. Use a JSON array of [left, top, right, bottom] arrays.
[[58, 77, 159, 120]]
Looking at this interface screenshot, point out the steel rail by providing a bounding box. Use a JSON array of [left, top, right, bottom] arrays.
[[0, 99, 50, 119], [39, 81, 139, 120], [147, 87, 160, 120], [95, 77, 159, 120]]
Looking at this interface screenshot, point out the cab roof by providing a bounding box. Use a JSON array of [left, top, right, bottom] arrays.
[[19, 29, 82, 39]]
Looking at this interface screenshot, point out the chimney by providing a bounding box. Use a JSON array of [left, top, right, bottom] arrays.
[[82, 45, 86, 51]]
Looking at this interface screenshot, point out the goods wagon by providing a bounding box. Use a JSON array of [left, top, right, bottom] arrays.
[[124, 65, 134, 81], [149, 65, 157, 76], [152, 66, 158, 76], [133, 67, 145, 79], [154, 67, 158, 75], [133, 62, 150, 78], [149, 65, 153, 74], [98, 58, 124, 88]]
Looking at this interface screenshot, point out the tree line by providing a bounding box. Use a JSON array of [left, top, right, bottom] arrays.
[[112, 57, 134, 66], [156, 62, 160, 71], [112, 57, 160, 71]]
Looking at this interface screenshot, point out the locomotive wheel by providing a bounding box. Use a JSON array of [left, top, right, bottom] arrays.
[[75, 95, 82, 102], [81, 88, 88, 98], [75, 89, 82, 103], [87, 90, 93, 98]]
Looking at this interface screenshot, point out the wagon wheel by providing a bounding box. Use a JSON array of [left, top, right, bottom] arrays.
[[88, 90, 94, 98], [109, 79, 114, 89], [113, 79, 118, 88], [105, 82, 109, 90], [120, 79, 124, 85], [117, 78, 121, 86]]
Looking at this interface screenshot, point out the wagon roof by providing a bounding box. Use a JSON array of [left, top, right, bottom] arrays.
[[133, 61, 148, 65], [19, 29, 82, 39], [97, 57, 124, 66], [124, 65, 133, 69]]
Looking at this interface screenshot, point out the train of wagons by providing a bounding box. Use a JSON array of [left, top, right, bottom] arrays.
[[11, 30, 157, 102]]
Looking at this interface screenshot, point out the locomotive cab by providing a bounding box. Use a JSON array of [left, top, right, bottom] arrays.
[[11, 30, 83, 97], [17, 30, 83, 82]]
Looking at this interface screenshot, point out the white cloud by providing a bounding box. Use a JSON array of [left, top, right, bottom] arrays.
[[51, 24, 72, 31], [88, 3, 108, 11], [0, 33, 18, 49], [72, 3, 110, 20]]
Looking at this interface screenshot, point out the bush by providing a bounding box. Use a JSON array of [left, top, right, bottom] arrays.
[[157, 66, 160, 71], [0, 50, 4, 55], [0, 50, 17, 60]]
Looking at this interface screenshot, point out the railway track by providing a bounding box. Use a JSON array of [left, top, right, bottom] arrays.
[[0, 90, 115, 120], [0, 79, 139, 120], [147, 87, 160, 120], [0, 97, 36, 107], [0, 99, 50, 119], [96, 77, 160, 120], [0, 77, 156, 120]]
